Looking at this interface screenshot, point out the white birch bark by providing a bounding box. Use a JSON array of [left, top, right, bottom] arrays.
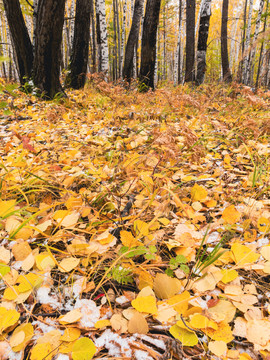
[[96, 0, 109, 73], [229, 5, 241, 69], [248, 0, 265, 84], [121, 0, 127, 77], [195, 0, 205, 38], [243, 0, 254, 84], [70, 0, 76, 45]]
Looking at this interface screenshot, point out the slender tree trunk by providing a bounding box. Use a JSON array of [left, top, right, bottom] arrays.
[[255, 0, 269, 89], [123, 0, 144, 82], [185, 0, 195, 82], [139, 0, 162, 91], [90, 0, 97, 72], [115, 0, 122, 78], [113, 0, 118, 80], [242, 0, 254, 84], [65, 0, 91, 89], [33, 0, 66, 98], [121, 0, 127, 77], [196, 0, 212, 85], [3, 0, 33, 84], [95, 0, 109, 74], [248, 0, 265, 85], [221, 0, 232, 82]]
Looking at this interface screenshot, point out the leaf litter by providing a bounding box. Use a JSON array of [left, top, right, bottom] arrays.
[[0, 79, 270, 359]]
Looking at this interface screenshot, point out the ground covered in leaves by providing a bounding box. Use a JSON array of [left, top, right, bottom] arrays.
[[0, 78, 270, 360]]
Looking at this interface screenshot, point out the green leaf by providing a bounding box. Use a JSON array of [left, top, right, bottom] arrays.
[[0, 263, 11, 277]]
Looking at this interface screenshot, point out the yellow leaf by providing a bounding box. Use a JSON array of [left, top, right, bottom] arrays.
[[0, 308, 20, 334], [72, 337, 96, 360], [190, 184, 208, 202], [3, 286, 20, 301], [17, 273, 43, 292], [11, 323, 34, 352], [153, 273, 182, 299], [131, 296, 157, 315], [221, 269, 238, 284], [261, 245, 270, 261], [222, 205, 241, 225], [94, 320, 111, 329], [257, 217, 270, 233], [209, 340, 227, 357], [30, 343, 52, 360], [120, 230, 141, 247], [35, 252, 55, 271], [158, 218, 170, 226], [9, 330, 25, 348], [138, 270, 153, 290], [59, 257, 80, 272], [0, 200, 16, 218], [204, 321, 234, 343], [167, 291, 190, 315], [60, 328, 81, 342], [189, 314, 218, 330], [231, 243, 259, 266], [169, 324, 198, 346], [134, 219, 149, 237], [59, 309, 82, 324]]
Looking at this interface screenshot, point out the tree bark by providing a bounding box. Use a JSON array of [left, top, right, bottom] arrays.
[[139, 0, 162, 91], [185, 0, 195, 82], [33, 0, 66, 98], [65, 0, 91, 89], [95, 0, 109, 74], [221, 0, 232, 82], [248, 0, 265, 85], [242, 0, 254, 84], [123, 0, 144, 82], [90, 0, 97, 73], [2, 0, 33, 85], [196, 0, 212, 85]]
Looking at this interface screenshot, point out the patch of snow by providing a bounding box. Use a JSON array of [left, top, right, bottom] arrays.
[[13, 261, 22, 270], [257, 237, 269, 247], [207, 232, 220, 243], [94, 329, 132, 357], [139, 335, 166, 350], [55, 355, 70, 360], [115, 295, 129, 305], [134, 350, 153, 359], [36, 286, 60, 309], [75, 299, 100, 328], [32, 318, 57, 337]]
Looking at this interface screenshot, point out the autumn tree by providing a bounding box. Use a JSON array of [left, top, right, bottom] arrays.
[[196, 0, 212, 85], [139, 0, 162, 90], [185, 0, 196, 82], [221, 0, 232, 82], [65, 0, 91, 89], [2, 0, 33, 85], [123, 0, 144, 83]]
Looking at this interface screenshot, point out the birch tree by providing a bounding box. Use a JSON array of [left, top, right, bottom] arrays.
[[95, 0, 109, 74], [196, 0, 212, 85], [242, 0, 254, 84], [247, 0, 265, 85]]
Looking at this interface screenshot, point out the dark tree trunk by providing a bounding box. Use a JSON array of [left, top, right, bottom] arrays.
[[33, 0, 66, 99], [185, 0, 196, 82], [65, 0, 91, 89], [221, 0, 232, 82], [177, 0, 183, 84], [237, 0, 248, 81], [196, 0, 212, 85], [123, 0, 144, 82], [139, 0, 162, 91], [3, 0, 33, 85]]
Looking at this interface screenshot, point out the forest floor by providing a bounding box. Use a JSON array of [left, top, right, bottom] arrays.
[[0, 78, 270, 360]]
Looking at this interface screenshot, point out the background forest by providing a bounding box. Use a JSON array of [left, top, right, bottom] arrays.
[[0, 0, 270, 98]]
